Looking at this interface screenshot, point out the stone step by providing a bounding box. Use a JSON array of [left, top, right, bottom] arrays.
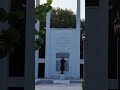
[[53, 80, 70, 84], [35, 79, 82, 84], [70, 80, 82, 83]]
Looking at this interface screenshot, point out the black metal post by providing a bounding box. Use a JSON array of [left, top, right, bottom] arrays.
[[117, 37, 119, 90]]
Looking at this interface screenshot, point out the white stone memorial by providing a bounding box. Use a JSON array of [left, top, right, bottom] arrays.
[[45, 0, 81, 80], [35, 0, 82, 80]]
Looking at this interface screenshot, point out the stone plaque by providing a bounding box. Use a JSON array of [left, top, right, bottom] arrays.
[[56, 60, 69, 71], [55, 37, 71, 52]]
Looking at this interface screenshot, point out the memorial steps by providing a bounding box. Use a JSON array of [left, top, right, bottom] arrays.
[[35, 78, 82, 85]]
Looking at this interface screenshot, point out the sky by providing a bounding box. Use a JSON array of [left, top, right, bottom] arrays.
[[40, 0, 85, 19]]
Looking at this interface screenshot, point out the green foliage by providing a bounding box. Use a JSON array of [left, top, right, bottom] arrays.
[[35, 1, 52, 22], [0, 0, 53, 58], [34, 29, 45, 50], [82, 80, 85, 90], [35, 0, 52, 50], [39, 7, 76, 28], [0, 8, 24, 59], [50, 8, 76, 28], [0, 8, 24, 24]]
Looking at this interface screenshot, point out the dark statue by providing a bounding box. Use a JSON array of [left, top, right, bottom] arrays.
[[60, 57, 65, 74]]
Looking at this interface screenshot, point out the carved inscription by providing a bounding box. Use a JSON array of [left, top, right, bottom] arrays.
[[55, 37, 71, 52]]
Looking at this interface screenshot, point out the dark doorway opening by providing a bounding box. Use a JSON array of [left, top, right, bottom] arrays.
[[80, 64, 84, 78], [38, 63, 45, 78]]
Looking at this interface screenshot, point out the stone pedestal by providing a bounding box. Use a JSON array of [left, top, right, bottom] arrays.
[[60, 74, 65, 80], [53, 80, 70, 84]]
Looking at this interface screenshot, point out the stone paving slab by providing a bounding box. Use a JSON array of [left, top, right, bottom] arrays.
[[35, 83, 82, 90]]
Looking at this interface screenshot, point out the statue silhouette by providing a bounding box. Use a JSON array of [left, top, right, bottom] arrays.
[[60, 57, 65, 74]]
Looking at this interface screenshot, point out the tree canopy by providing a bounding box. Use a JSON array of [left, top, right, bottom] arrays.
[[50, 8, 76, 28], [40, 7, 85, 28]]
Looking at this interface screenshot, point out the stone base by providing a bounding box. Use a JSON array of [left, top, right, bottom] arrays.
[[53, 80, 70, 84], [60, 74, 65, 80]]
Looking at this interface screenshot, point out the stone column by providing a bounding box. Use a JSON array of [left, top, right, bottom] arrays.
[[74, 0, 80, 79], [76, 0, 80, 29], [45, 0, 51, 78], [35, 0, 40, 79]]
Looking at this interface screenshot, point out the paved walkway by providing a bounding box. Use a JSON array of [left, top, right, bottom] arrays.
[[35, 83, 82, 90]]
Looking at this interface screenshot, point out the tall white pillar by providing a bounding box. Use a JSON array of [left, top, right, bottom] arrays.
[[35, 0, 40, 79], [76, 0, 80, 29], [45, 12, 51, 78], [45, 0, 51, 78], [75, 0, 81, 79], [35, 22, 39, 79]]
